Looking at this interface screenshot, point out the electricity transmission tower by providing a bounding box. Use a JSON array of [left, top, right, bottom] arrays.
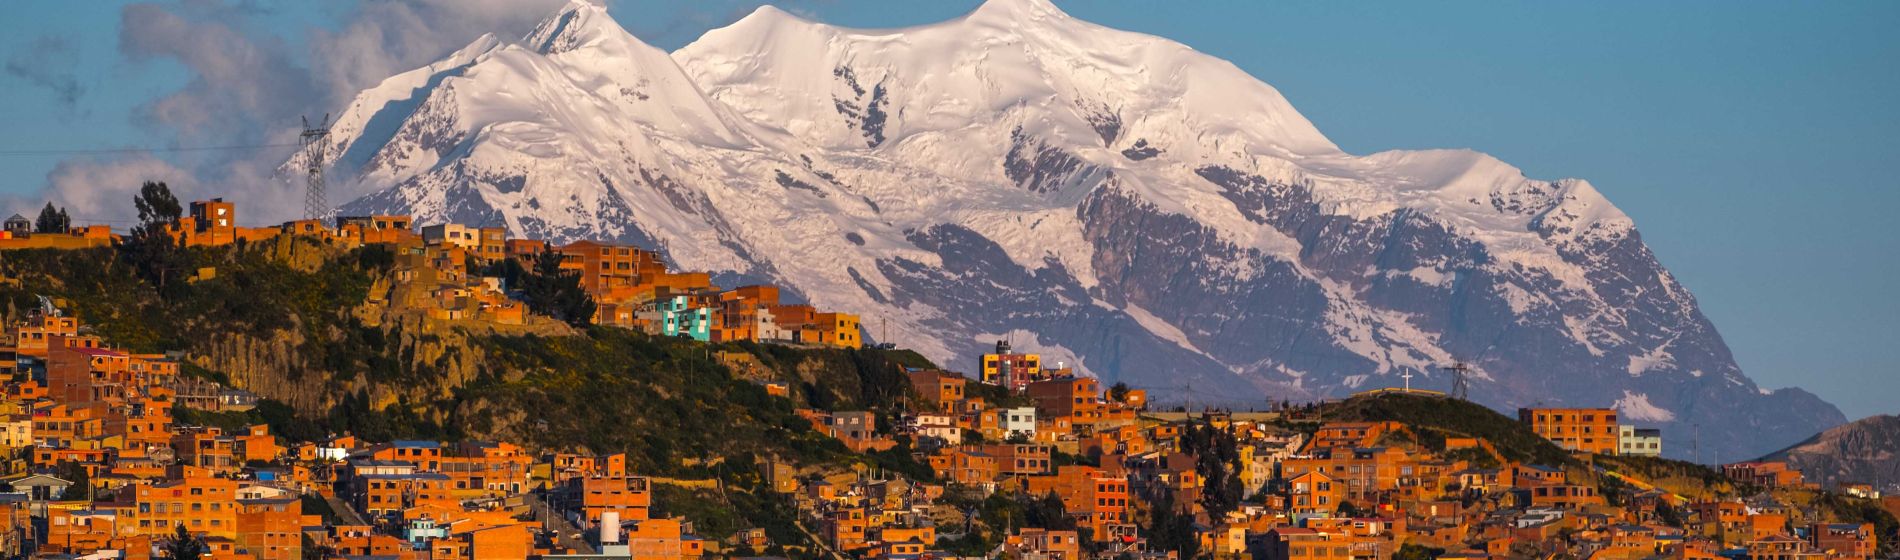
[[1441, 362, 1472, 400], [301, 114, 332, 221]]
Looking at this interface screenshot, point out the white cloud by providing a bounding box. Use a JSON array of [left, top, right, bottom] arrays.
[[32, 0, 568, 226], [26, 155, 194, 225]]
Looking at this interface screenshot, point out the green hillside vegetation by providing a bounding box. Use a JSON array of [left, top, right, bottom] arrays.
[[1310, 392, 1579, 467], [1591, 453, 1740, 498], [0, 238, 379, 358]]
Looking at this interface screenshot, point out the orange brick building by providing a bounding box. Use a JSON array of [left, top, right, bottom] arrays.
[[905, 369, 967, 412], [979, 340, 1043, 389], [1027, 376, 1103, 424], [1519, 407, 1619, 455], [7, 310, 79, 359], [557, 240, 663, 294], [336, 215, 416, 245], [569, 475, 652, 524], [133, 476, 239, 540], [235, 496, 303, 560], [1024, 465, 1130, 540]]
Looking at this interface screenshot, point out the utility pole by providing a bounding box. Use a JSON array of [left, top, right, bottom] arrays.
[[1441, 362, 1472, 400], [1692, 422, 1702, 466], [301, 114, 332, 222]]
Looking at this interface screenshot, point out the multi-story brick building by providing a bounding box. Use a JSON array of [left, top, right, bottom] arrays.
[[904, 369, 967, 412], [1617, 425, 1663, 457], [7, 310, 78, 359], [979, 340, 1043, 389], [1721, 461, 1807, 489], [335, 215, 415, 245], [929, 447, 1000, 485], [557, 240, 663, 294], [133, 476, 239, 540], [438, 441, 531, 498], [236, 496, 303, 560], [1519, 407, 1619, 455], [1027, 376, 1103, 424], [421, 223, 480, 251], [47, 335, 114, 404], [1025, 465, 1130, 539], [979, 443, 1053, 477], [1810, 522, 1876, 559], [568, 475, 652, 524]]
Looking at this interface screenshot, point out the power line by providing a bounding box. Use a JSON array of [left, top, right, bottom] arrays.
[[0, 142, 302, 157]]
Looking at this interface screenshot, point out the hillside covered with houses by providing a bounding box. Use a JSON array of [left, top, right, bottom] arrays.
[[0, 185, 1892, 559]]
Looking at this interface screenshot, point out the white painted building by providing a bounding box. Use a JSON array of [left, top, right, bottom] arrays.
[[913, 413, 962, 445], [1617, 425, 1662, 457], [421, 223, 479, 249], [1002, 407, 1037, 440]]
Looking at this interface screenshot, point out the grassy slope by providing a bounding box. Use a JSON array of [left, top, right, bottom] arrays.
[[1315, 392, 1579, 467]]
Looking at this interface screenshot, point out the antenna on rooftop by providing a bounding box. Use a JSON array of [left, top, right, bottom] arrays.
[[301, 114, 333, 222], [35, 295, 59, 317], [1441, 362, 1472, 400]]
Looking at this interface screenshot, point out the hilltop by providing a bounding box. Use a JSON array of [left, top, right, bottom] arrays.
[[1765, 415, 1900, 493], [1305, 392, 1578, 468]]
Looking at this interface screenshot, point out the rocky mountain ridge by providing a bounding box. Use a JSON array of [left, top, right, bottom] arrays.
[[1767, 415, 1900, 492]]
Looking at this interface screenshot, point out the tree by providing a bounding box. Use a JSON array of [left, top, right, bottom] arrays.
[[519, 249, 594, 327], [1109, 382, 1131, 403], [1026, 491, 1076, 531], [56, 461, 90, 501], [161, 523, 206, 560], [34, 202, 70, 234], [1394, 543, 1443, 560], [482, 255, 527, 290], [1655, 502, 1684, 528], [1144, 493, 1201, 559], [120, 181, 189, 290], [135, 180, 183, 224], [1335, 500, 1364, 518], [1180, 421, 1244, 517]]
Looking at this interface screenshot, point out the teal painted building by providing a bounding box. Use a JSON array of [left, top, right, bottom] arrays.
[[659, 295, 712, 341]]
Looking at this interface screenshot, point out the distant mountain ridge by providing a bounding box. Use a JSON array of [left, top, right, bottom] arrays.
[[1765, 415, 1900, 492], [289, 0, 1844, 461]]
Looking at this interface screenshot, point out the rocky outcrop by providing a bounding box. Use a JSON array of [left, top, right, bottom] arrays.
[[1766, 415, 1900, 492]]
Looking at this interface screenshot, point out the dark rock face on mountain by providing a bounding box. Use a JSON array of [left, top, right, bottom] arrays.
[[1766, 416, 1900, 492], [300, 0, 1844, 462]]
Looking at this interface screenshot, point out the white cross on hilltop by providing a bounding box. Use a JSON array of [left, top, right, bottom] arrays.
[[1400, 369, 1414, 392]]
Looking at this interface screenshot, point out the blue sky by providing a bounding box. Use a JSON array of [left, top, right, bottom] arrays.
[[2, 0, 1896, 419]]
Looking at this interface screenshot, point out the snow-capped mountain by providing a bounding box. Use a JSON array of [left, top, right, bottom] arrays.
[[299, 0, 1843, 461]]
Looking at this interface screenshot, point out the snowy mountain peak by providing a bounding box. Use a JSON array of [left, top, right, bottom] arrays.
[[313, 0, 1844, 463], [524, 0, 629, 55], [966, 0, 1071, 23]]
